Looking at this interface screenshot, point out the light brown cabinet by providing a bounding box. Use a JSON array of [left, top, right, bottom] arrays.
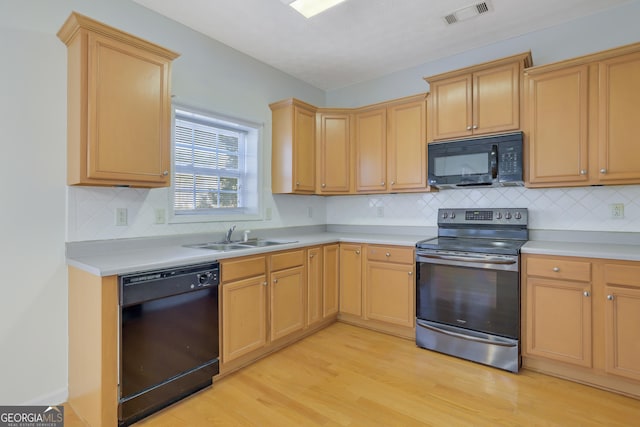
[[339, 243, 363, 316], [426, 52, 531, 141], [270, 98, 316, 194], [322, 244, 340, 318], [316, 111, 353, 194], [57, 12, 179, 187], [364, 245, 415, 329], [355, 106, 388, 193], [525, 43, 640, 187], [522, 254, 640, 399], [602, 264, 640, 382], [269, 250, 306, 342], [307, 244, 340, 326]]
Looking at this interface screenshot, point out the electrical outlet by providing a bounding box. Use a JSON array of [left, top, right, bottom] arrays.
[[610, 203, 624, 219], [154, 208, 166, 224], [307, 206, 313, 218], [376, 206, 384, 217], [265, 207, 272, 220], [115, 208, 128, 226]]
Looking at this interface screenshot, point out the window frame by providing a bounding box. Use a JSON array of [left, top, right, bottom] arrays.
[[168, 104, 263, 224]]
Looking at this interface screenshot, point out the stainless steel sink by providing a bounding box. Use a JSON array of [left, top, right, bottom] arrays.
[[184, 239, 297, 251]]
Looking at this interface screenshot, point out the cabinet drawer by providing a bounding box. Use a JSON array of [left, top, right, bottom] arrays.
[[603, 263, 640, 287], [526, 256, 591, 282], [367, 245, 414, 264], [270, 250, 305, 271], [221, 256, 266, 283]]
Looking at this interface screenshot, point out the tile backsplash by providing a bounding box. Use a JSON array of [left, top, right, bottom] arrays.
[[68, 185, 640, 242]]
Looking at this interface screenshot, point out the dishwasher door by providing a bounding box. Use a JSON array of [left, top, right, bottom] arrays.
[[119, 262, 219, 426]]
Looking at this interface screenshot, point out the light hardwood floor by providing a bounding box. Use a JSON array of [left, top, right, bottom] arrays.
[[66, 322, 640, 426]]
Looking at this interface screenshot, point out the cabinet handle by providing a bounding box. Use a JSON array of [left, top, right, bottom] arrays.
[[408, 271, 413, 276], [356, 250, 360, 255], [296, 181, 300, 186], [472, 125, 478, 129], [580, 169, 587, 175], [263, 281, 267, 286], [385, 252, 391, 257], [600, 168, 607, 174], [380, 182, 385, 186], [583, 291, 590, 297], [607, 295, 614, 301], [273, 279, 278, 284], [162, 170, 169, 176], [322, 183, 326, 187], [466, 126, 472, 130], [391, 181, 395, 185], [553, 267, 560, 272], [310, 254, 315, 258]]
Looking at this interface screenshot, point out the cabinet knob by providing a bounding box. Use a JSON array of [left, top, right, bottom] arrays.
[[391, 181, 395, 185], [600, 168, 607, 174], [466, 126, 472, 130], [380, 182, 385, 186], [385, 252, 391, 257], [580, 169, 587, 175], [310, 254, 315, 258], [296, 181, 300, 186], [472, 125, 478, 129], [273, 279, 278, 284], [553, 267, 560, 272], [162, 170, 169, 176], [607, 294, 614, 301], [322, 183, 326, 187], [583, 291, 590, 297], [263, 281, 267, 286], [408, 271, 413, 276], [356, 250, 360, 255]]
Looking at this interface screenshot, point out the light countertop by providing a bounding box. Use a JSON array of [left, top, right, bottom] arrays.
[[521, 240, 640, 261]]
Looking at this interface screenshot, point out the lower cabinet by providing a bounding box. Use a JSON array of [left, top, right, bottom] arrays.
[[338, 243, 415, 339], [220, 245, 338, 374], [522, 254, 640, 398]]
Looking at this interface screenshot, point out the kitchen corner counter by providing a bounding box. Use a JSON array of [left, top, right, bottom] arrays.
[[66, 232, 426, 277], [522, 240, 640, 261]]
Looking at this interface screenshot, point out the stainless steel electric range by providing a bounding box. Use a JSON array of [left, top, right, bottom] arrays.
[[415, 208, 528, 373]]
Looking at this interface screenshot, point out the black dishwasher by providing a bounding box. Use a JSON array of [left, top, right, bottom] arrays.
[[119, 262, 219, 426]]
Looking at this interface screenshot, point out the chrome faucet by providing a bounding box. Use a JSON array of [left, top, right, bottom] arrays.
[[224, 225, 236, 243]]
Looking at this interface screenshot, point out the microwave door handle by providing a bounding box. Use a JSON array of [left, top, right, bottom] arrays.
[[491, 145, 498, 179]]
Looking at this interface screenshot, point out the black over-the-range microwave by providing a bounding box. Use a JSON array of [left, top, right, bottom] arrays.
[[427, 132, 524, 189]]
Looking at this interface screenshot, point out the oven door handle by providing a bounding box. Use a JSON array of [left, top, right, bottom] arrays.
[[417, 253, 516, 265], [417, 320, 517, 348]]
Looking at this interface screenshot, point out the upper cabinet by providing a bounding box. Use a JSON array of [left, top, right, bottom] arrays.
[[270, 99, 317, 194], [271, 94, 430, 195], [525, 43, 640, 187], [316, 109, 353, 194], [57, 12, 179, 187], [425, 52, 532, 141]]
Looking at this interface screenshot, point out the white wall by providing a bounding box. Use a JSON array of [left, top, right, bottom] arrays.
[[1, 0, 639, 406]]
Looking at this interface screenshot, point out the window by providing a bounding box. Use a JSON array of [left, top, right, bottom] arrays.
[[171, 106, 261, 222]]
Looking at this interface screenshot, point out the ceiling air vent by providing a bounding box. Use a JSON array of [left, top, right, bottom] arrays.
[[443, 1, 492, 25]]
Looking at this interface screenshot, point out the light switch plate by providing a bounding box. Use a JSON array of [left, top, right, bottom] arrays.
[[115, 208, 128, 226], [610, 203, 624, 219]]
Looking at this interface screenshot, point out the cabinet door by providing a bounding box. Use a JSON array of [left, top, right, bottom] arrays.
[[322, 244, 340, 318], [222, 276, 267, 363], [473, 61, 521, 135], [603, 264, 640, 381], [293, 105, 316, 192], [365, 261, 414, 328], [318, 113, 351, 193], [525, 65, 590, 185], [339, 244, 363, 316], [270, 266, 305, 342], [355, 108, 387, 192], [87, 33, 171, 185], [429, 75, 473, 140], [597, 51, 640, 183], [307, 247, 323, 326], [387, 98, 427, 191], [525, 277, 592, 367]]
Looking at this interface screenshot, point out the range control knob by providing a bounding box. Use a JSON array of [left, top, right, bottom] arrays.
[[442, 212, 449, 219], [495, 212, 503, 219], [505, 212, 512, 220], [198, 272, 211, 285], [515, 212, 522, 220], [450, 212, 456, 219]]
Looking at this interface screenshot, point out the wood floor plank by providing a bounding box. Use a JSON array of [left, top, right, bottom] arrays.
[[66, 322, 640, 426]]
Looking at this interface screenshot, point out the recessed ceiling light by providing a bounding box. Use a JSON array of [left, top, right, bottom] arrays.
[[282, 0, 348, 19]]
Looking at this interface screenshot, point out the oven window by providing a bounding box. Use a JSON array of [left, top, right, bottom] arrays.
[[434, 152, 488, 177], [416, 263, 519, 338]]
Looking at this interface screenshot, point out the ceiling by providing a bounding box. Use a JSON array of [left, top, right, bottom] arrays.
[[131, 0, 632, 90]]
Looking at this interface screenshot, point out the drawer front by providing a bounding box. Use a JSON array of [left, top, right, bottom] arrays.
[[221, 256, 266, 283], [270, 250, 305, 271], [526, 256, 591, 282], [367, 245, 414, 264]]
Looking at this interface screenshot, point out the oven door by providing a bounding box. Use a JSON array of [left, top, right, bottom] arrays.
[[416, 250, 519, 339]]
